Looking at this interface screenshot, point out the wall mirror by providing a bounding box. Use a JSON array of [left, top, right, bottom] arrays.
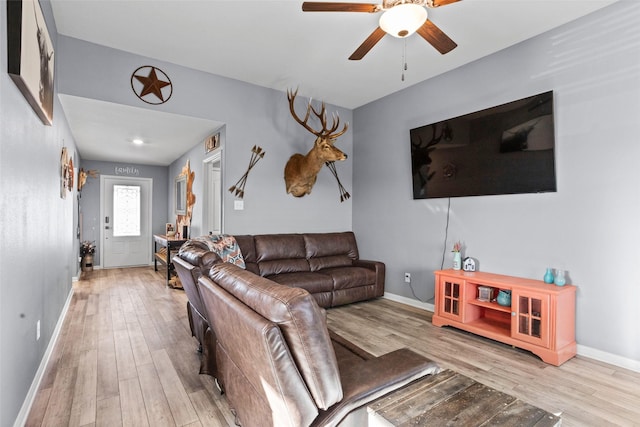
[[175, 175, 187, 215]]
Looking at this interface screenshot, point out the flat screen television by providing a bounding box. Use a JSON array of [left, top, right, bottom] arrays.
[[410, 91, 556, 199]]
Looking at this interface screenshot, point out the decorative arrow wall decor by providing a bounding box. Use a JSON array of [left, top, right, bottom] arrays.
[[325, 161, 351, 202], [229, 145, 265, 199]]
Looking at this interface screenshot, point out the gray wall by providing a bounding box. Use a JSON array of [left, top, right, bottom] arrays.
[[0, 1, 79, 425], [353, 1, 640, 362], [4, 2, 639, 425], [78, 160, 169, 266], [57, 36, 354, 237]]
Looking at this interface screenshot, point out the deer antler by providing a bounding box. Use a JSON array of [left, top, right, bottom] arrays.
[[287, 89, 348, 139]]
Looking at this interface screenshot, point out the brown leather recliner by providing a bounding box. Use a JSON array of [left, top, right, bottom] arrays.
[[174, 231, 386, 384], [198, 262, 440, 427], [172, 241, 220, 377]]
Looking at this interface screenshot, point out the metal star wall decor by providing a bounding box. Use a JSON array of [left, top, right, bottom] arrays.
[[131, 65, 173, 104]]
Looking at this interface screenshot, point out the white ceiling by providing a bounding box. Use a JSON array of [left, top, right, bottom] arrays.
[[59, 95, 223, 166], [50, 0, 619, 165]]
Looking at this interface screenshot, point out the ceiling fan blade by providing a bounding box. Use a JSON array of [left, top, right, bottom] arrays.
[[302, 2, 380, 13], [430, 0, 462, 7], [349, 27, 386, 60], [416, 20, 457, 54]]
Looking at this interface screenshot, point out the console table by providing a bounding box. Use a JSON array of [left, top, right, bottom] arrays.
[[153, 234, 188, 288], [432, 269, 576, 366]]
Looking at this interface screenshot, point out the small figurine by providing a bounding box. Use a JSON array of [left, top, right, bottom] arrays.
[[463, 257, 477, 272]]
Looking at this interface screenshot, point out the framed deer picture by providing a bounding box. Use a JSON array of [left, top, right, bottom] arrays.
[[7, 0, 55, 125], [204, 133, 220, 153]]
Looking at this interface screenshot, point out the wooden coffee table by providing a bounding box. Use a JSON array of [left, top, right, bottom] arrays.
[[368, 369, 561, 426]]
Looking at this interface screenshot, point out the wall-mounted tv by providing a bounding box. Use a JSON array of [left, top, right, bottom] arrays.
[[410, 91, 556, 199]]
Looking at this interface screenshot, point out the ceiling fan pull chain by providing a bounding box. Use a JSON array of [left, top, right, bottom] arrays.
[[401, 38, 407, 81]]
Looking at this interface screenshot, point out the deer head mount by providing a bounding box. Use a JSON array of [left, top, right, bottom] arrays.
[[285, 89, 349, 197]]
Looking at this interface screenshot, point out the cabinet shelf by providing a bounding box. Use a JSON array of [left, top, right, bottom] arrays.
[[154, 249, 169, 264], [466, 318, 510, 338], [432, 269, 577, 366], [467, 299, 511, 313]]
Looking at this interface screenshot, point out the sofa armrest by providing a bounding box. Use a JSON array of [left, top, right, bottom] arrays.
[[353, 259, 385, 296], [178, 240, 221, 271], [312, 348, 439, 427]]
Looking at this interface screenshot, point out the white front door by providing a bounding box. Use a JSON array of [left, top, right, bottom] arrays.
[[101, 176, 152, 268]]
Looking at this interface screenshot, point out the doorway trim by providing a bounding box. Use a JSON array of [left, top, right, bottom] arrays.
[[99, 175, 153, 268], [203, 149, 224, 235]]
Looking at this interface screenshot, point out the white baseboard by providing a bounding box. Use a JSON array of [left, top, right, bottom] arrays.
[[576, 344, 640, 373], [383, 292, 640, 374], [383, 292, 434, 313], [13, 287, 75, 427]]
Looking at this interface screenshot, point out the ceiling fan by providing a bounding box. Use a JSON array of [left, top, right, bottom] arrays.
[[301, 0, 460, 60]]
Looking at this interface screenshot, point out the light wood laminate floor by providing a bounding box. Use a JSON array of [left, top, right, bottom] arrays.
[[26, 267, 640, 426]]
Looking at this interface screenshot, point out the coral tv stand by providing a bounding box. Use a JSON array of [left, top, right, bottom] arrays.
[[433, 269, 576, 366]]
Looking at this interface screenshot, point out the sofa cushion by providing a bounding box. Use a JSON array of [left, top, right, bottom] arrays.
[[233, 235, 256, 262], [268, 272, 334, 308], [305, 232, 359, 271], [255, 234, 307, 262], [208, 262, 343, 410], [233, 235, 260, 275], [308, 254, 353, 271], [267, 272, 334, 294], [320, 266, 377, 290], [304, 232, 359, 258], [259, 258, 310, 276], [255, 234, 311, 276]]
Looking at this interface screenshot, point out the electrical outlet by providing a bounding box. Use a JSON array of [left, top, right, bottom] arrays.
[[404, 272, 411, 283], [36, 320, 41, 341], [234, 200, 244, 210]]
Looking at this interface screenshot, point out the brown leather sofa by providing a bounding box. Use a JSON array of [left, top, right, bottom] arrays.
[[186, 231, 385, 308], [173, 231, 386, 380], [198, 261, 440, 427]]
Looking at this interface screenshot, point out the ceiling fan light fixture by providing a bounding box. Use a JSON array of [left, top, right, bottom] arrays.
[[379, 4, 427, 38]]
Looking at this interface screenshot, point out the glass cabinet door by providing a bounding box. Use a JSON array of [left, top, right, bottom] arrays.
[[439, 279, 464, 321], [512, 291, 550, 347]]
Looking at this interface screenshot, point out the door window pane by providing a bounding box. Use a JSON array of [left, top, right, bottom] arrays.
[[113, 185, 141, 236]]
